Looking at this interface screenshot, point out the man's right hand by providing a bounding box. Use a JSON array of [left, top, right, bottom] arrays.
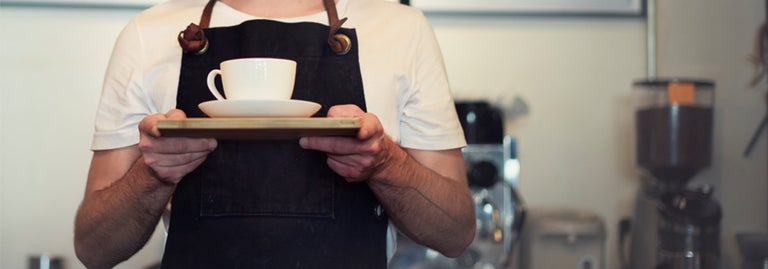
[[138, 109, 217, 185], [75, 109, 215, 269]]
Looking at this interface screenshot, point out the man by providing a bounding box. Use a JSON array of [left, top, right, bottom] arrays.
[[74, 0, 475, 268]]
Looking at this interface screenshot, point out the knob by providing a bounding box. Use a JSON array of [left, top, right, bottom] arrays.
[[467, 161, 498, 188], [455, 248, 480, 268]]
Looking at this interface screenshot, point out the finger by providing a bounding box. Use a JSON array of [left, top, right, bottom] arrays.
[[139, 114, 165, 137], [329, 153, 380, 173], [162, 137, 217, 154], [326, 156, 366, 182], [300, 136, 362, 155], [357, 114, 384, 140], [326, 153, 360, 168], [140, 136, 217, 155], [144, 150, 213, 168], [163, 138, 216, 155], [327, 104, 364, 118], [139, 110, 188, 138], [165, 109, 188, 120], [150, 156, 208, 182]]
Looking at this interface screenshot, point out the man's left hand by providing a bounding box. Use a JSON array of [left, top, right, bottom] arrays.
[[299, 104, 399, 182]]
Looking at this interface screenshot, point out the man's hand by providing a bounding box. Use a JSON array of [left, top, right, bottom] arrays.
[[299, 105, 399, 182], [138, 109, 218, 185]]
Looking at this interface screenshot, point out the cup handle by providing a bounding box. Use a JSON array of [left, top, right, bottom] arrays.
[[206, 69, 226, 100]]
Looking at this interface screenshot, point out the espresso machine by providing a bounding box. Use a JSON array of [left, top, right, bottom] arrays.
[[626, 78, 722, 269], [389, 101, 525, 269]]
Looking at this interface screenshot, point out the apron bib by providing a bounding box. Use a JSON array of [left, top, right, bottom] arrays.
[[161, 3, 388, 268]]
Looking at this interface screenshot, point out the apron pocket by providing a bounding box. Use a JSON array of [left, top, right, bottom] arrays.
[[199, 140, 334, 218]]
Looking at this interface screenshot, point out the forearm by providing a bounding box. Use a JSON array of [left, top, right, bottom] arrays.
[[74, 158, 175, 269], [367, 142, 475, 257]]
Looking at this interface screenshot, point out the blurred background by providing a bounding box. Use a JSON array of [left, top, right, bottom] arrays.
[[1, 0, 765, 268]]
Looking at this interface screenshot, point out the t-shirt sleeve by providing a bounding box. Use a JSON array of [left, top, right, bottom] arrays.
[[397, 13, 466, 150], [91, 19, 157, 151]]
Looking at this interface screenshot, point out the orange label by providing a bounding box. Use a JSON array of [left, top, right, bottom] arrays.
[[668, 82, 695, 105]]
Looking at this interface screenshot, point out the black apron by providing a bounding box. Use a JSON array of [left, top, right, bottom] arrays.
[[161, 2, 388, 268]]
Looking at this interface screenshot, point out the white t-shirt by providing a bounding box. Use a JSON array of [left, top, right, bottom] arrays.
[[92, 0, 466, 151], [91, 0, 467, 261]]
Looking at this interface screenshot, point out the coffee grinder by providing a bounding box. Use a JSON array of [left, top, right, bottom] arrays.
[[628, 78, 723, 269]]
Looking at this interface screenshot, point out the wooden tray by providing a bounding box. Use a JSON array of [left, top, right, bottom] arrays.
[[157, 118, 360, 140]]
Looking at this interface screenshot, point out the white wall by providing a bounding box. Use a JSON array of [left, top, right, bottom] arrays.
[[0, 1, 765, 269], [0, 6, 164, 269]]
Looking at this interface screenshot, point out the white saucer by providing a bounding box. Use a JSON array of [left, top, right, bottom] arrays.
[[198, 99, 322, 118]]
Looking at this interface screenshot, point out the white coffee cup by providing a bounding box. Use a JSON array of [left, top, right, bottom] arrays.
[[206, 58, 297, 101]]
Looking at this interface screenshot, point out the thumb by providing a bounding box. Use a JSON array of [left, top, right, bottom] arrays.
[[165, 109, 188, 120]]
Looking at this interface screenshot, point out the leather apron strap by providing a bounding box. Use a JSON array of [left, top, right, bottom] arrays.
[[177, 0, 216, 54], [323, 0, 352, 55], [178, 0, 352, 55]]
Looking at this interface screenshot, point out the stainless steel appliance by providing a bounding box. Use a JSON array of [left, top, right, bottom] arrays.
[[389, 101, 525, 269], [737, 233, 768, 269], [519, 208, 606, 269], [28, 254, 64, 269]]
